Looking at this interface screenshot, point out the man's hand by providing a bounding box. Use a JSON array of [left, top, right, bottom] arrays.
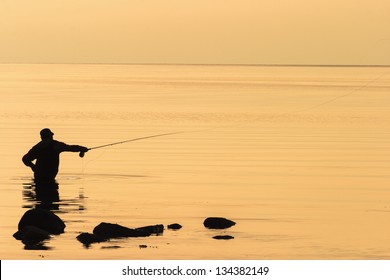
[[29, 163, 36, 172], [80, 146, 89, 153], [79, 146, 89, 158]]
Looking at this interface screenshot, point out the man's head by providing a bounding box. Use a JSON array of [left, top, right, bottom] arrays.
[[40, 128, 54, 140]]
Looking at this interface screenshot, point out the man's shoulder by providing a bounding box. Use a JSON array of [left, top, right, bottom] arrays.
[[53, 140, 66, 145], [53, 140, 70, 151]]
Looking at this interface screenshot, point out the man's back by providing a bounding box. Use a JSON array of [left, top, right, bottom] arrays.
[[23, 139, 68, 182]]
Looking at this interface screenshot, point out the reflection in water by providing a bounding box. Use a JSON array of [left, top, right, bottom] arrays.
[[23, 242, 53, 251], [23, 179, 60, 211], [19, 178, 86, 250], [22, 179, 85, 213]]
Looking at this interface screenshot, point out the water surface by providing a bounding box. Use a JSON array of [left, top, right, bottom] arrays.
[[1, 64, 389, 259]]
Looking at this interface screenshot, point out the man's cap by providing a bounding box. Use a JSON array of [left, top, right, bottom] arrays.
[[40, 128, 54, 139]]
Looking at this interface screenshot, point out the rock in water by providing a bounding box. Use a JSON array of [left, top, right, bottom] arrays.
[[13, 225, 51, 244], [136, 224, 164, 235], [18, 208, 65, 234], [213, 235, 234, 240], [93, 222, 151, 238], [167, 223, 182, 230], [76, 233, 107, 245], [203, 217, 236, 229]]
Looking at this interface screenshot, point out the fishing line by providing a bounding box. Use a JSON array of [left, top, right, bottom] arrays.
[[79, 130, 204, 157], [78, 42, 390, 159], [280, 39, 390, 116], [81, 146, 108, 170], [76, 130, 206, 182], [80, 66, 389, 155], [78, 144, 110, 189], [196, 65, 390, 135], [279, 67, 390, 116], [84, 131, 186, 154], [175, 64, 390, 149]]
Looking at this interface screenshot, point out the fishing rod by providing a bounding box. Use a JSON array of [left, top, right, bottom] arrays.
[[79, 131, 184, 157]]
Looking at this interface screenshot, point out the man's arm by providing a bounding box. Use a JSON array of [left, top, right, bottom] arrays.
[[57, 142, 89, 153], [66, 145, 89, 153]]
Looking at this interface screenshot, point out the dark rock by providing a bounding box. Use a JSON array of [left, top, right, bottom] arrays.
[[136, 224, 164, 235], [213, 235, 234, 240], [203, 217, 236, 229], [93, 222, 151, 238], [13, 225, 51, 244], [76, 232, 107, 245], [18, 208, 65, 234], [167, 223, 182, 230]]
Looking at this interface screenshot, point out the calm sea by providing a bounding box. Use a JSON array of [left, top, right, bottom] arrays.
[[0, 64, 389, 259]]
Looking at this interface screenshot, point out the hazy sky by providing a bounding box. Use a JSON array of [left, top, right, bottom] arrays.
[[0, 0, 389, 65]]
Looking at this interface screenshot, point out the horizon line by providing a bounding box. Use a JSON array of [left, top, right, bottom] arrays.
[[1, 62, 390, 68]]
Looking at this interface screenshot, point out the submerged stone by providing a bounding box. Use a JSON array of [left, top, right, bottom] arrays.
[[79, 222, 165, 245], [213, 235, 234, 240], [136, 224, 164, 235], [167, 223, 182, 230], [76, 232, 107, 245], [18, 208, 65, 234], [93, 222, 151, 238], [203, 217, 236, 229], [101, 245, 121, 249]]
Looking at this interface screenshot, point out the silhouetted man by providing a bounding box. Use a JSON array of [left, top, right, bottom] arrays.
[[22, 128, 89, 183]]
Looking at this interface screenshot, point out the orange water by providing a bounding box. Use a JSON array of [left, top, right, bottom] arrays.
[[1, 64, 389, 259]]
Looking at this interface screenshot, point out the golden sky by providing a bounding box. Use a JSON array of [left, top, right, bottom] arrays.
[[0, 0, 389, 65]]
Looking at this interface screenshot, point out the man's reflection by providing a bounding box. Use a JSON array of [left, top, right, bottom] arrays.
[[23, 179, 60, 210], [22, 178, 86, 212]]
